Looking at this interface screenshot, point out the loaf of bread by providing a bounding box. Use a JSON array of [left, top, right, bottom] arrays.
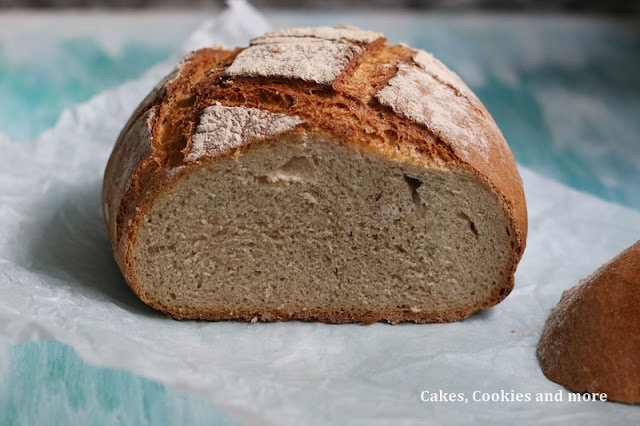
[[102, 26, 527, 324], [538, 240, 640, 403]]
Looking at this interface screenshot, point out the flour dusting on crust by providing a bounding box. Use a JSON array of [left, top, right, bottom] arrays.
[[222, 26, 382, 85], [411, 50, 479, 104], [376, 52, 509, 169], [223, 38, 362, 85], [185, 103, 305, 162], [255, 26, 383, 44]]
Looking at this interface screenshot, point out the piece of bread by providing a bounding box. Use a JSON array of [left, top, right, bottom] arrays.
[[538, 240, 640, 403], [102, 26, 527, 324]]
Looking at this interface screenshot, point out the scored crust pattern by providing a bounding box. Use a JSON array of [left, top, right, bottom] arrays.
[[185, 102, 305, 161], [103, 25, 528, 323], [376, 51, 508, 174], [223, 26, 383, 85]]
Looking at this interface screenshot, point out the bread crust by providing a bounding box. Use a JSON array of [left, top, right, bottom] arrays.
[[102, 26, 527, 323], [538, 240, 640, 403]]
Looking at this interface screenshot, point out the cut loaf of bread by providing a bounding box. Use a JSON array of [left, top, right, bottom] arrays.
[[102, 26, 527, 324], [538, 240, 640, 403]]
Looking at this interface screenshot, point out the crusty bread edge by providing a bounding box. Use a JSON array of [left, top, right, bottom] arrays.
[[108, 127, 519, 324], [102, 42, 527, 324], [537, 240, 640, 403]]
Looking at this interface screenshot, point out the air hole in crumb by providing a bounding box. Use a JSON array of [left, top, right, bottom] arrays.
[[169, 292, 176, 300], [403, 174, 422, 209], [458, 212, 479, 237], [469, 221, 478, 236]]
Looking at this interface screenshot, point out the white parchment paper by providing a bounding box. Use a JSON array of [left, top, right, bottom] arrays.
[[1, 2, 639, 424]]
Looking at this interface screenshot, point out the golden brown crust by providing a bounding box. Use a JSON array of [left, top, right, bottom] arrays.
[[142, 287, 513, 325], [151, 302, 483, 325], [102, 26, 528, 323], [538, 240, 640, 403]]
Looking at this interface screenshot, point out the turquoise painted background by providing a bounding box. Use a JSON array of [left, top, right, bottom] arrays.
[[0, 40, 168, 142], [0, 339, 237, 426]]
